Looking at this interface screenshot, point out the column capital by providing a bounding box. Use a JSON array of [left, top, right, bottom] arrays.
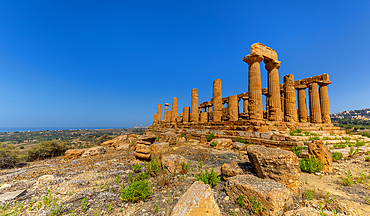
[[243, 52, 263, 65], [242, 96, 249, 100], [295, 84, 307, 90], [165, 103, 170, 106], [317, 81, 332, 86], [264, 59, 281, 70]]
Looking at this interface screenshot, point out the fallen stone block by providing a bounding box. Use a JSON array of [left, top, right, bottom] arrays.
[[308, 140, 333, 173], [151, 142, 169, 155], [221, 162, 244, 180], [161, 154, 187, 174], [81, 146, 107, 158], [232, 142, 246, 150], [0, 189, 27, 202], [64, 149, 86, 160], [212, 138, 233, 149]]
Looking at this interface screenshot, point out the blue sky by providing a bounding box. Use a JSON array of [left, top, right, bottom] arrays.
[[0, 1, 369, 129]]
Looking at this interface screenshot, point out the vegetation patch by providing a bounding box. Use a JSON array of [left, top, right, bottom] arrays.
[[299, 157, 325, 173]]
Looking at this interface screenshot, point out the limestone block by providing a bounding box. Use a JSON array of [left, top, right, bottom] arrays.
[[64, 149, 86, 160], [200, 135, 207, 144], [171, 181, 221, 216], [260, 132, 273, 140], [38, 175, 54, 182], [250, 42, 278, 60], [232, 142, 246, 150], [225, 175, 293, 215], [200, 112, 208, 123], [134, 152, 150, 160], [116, 143, 130, 151], [247, 145, 301, 193], [161, 154, 187, 174], [151, 142, 169, 155], [221, 162, 244, 180], [308, 140, 333, 173], [101, 139, 115, 148], [212, 138, 233, 149], [81, 146, 107, 157], [136, 144, 151, 154]]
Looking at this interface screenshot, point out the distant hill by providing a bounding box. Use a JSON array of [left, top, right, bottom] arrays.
[[331, 108, 370, 135]]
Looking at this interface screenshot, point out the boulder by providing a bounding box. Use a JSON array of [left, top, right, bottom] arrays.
[[135, 144, 151, 154], [308, 140, 333, 173], [101, 139, 115, 148], [171, 181, 221, 216], [232, 142, 246, 151], [161, 154, 187, 174], [161, 132, 179, 145], [151, 142, 169, 156], [200, 135, 207, 144], [212, 138, 233, 149], [225, 175, 293, 215], [64, 149, 86, 160], [185, 134, 192, 141], [81, 146, 107, 158], [112, 135, 128, 148], [116, 143, 130, 151], [221, 162, 244, 180], [134, 152, 150, 160], [247, 145, 301, 193]]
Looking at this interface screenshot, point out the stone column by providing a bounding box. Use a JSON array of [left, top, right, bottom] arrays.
[[164, 103, 170, 122], [156, 104, 161, 122], [308, 83, 322, 123], [153, 114, 157, 124], [296, 85, 308, 122], [190, 89, 199, 122], [283, 74, 297, 122], [167, 111, 172, 123], [243, 53, 264, 120], [212, 79, 222, 122], [228, 95, 239, 121], [265, 59, 282, 121], [200, 112, 208, 123], [242, 97, 248, 115], [319, 82, 331, 124], [170, 97, 178, 123], [183, 107, 190, 123]]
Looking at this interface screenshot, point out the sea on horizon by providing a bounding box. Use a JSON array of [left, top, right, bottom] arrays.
[[0, 127, 129, 133]]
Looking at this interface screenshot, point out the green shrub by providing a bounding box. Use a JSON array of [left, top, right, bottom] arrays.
[[181, 162, 189, 174], [132, 164, 142, 173], [154, 136, 160, 142], [289, 146, 304, 157], [365, 156, 370, 161], [27, 141, 68, 161], [304, 131, 310, 136], [333, 142, 347, 149], [206, 133, 215, 142], [305, 189, 314, 200], [349, 146, 359, 157], [299, 157, 325, 173], [237, 195, 244, 207], [181, 134, 185, 138], [309, 136, 320, 141], [81, 198, 88, 212], [144, 155, 175, 187], [235, 137, 246, 144], [195, 168, 220, 188], [340, 170, 354, 186], [250, 197, 266, 214], [355, 141, 365, 147], [210, 142, 217, 147], [120, 172, 154, 202], [0, 144, 22, 169], [331, 152, 343, 161]]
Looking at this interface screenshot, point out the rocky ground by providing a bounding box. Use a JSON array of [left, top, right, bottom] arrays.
[[0, 133, 370, 215]]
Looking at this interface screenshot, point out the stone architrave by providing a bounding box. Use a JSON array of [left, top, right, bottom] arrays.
[[296, 85, 308, 122], [265, 59, 282, 121], [228, 95, 238, 121], [243, 53, 264, 120], [171, 97, 178, 123], [319, 82, 331, 124], [200, 112, 208, 123], [156, 104, 161, 122], [190, 89, 199, 122], [308, 83, 322, 123], [284, 74, 297, 122], [164, 103, 170, 122], [183, 107, 190, 123], [212, 79, 222, 122], [242, 97, 248, 115]]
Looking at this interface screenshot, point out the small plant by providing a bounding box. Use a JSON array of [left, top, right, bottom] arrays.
[[210, 141, 217, 147], [94, 201, 101, 216], [238, 149, 241, 159], [120, 173, 154, 202], [181, 162, 189, 174], [100, 182, 103, 190], [305, 189, 314, 200], [195, 168, 220, 188], [250, 197, 266, 214], [340, 170, 354, 186], [356, 141, 365, 147], [304, 131, 310, 136], [108, 204, 112, 213], [289, 146, 304, 157], [333, 142, 347, 149], [349, 146, 359, 157], [237, 195, 245, 207], [206, 133, 215, 141], [366, 150, 370, 155], [104, 178, 110, 191], [356, 171, 367, 183], [365, 195, 370, 204], [197, 158, 203, 169], [116, 173, 120, 184], [318, 201, 325, 216], [235, 136, 246, 143], [68, 191, 72, 196], [310, 136, 320, 141], [81, 198, 88, 213], [144, 155, 175, 187], [132, 164, 142, 173], [331, 152, 343, 161], [155, 198, 159, 213], [365, 156, 370, 161], [181, 133, 185, 138], [299, 157, 325, 173], [154, 136, 160, 142]]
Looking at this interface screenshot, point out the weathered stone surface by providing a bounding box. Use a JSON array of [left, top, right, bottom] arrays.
[[309, 83, 322, 123], [225, 174, 293, 215], [243, 53, 263, 120], [64, 149, 86, 160], [200, 135, 207, 144], [164, 103, 170, 122], [81, 146, 107, 158], [228, 95, 238, 121], [38, 175, 54, 182], [283, 207, 345, 216], [134, 152, 150, 160], [156, 104, 161, 123], [116, 143, 130, 151], [171, 181, 221, 216], [265, 59, 282, 121], [284, 74, 297, 122], [221, 162, 244, 180], [212, 138, 233, 149], [101, 139, 115, 148], [135, 144, 151, 154], [161, 131, 178, 145], [161, 154, 187, 174], [0, 189, 27, 202], [183, 107, 190, 123], [200, 112, 208, 123], [247, 145, 300, 192], [232, 142, 246, 150], [250, 42, 278, 60], [112, 135, 128, 148], [190, 88, 199, 122], [319, 82, 331, 124], [212, 79, 222, 122], [151, 142, 169, 155], [308, 140, 333, 173], [260, 132, 273, 140], [171, 97, 178, 123], [296, 86, 308, 122]]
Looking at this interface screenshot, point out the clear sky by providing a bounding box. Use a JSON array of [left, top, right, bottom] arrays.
[[0, 0, 369, 129]]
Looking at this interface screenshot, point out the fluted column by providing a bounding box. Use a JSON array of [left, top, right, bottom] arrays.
[[265, 59, 282, 121], [228, 95, 239, 121], [156, 104, 161, 122], [284, 74, 297, 122], [153, 114, 157, 124], [296, 85, 308, 122], [319, 81, 331, 124], [171, 97, 178, 123], [308, 83, 322, 123], [212, 79, 222, 122], [183, 107, 190, 123], [190, 89, 199, 122], [242, 97, 248, 115], [243, 53, 264, 120], [164, 103, 170, 122]]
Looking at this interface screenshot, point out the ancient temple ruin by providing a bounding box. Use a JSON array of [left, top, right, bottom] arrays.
[[146, 43, 343, 149]]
